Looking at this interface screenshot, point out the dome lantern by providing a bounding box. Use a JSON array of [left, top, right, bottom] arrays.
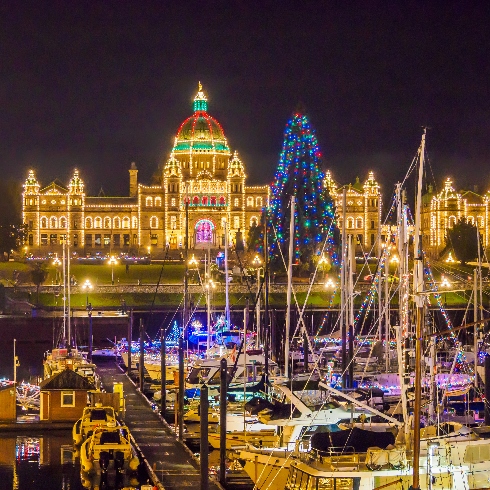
[[193, 82, 208, 112]]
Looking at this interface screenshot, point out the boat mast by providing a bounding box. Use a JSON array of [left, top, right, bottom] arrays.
[[62, 236, 67, 344], [67, 234, 71, 347], [224, 219, 230, 328], [411, 128, 427, 490], [284, 195, 295, 378]]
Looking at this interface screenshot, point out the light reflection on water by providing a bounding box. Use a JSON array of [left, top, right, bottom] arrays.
[[0, 432, 145, 490]]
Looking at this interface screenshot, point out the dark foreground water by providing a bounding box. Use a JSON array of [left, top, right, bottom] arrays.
[[0, 431, 147, 490]]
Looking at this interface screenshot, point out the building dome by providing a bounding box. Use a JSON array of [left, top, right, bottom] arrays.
[[172, 83, 230, 154]]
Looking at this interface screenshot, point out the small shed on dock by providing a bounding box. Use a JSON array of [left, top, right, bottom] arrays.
[[0, 383, 17, 421], [40, 369, 95, 422]]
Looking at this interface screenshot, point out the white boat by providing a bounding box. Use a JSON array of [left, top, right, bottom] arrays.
[[73, 405, 117, 446]]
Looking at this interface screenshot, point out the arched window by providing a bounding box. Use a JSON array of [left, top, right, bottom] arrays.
[[448, 215, 457, 228], [170, 216, 177, 230], [85, 217, 92, 229], [256, 197, 263, 207], [347, 218, 354, 229], [219, 196, 226, 205], [211, 196, 217, 206], [145, 197, 153, 207], [202, 196, 208, 205], [40, 217, 48, 228], [94, 217, 102, 229], [234, 198, 239, 207], [155, 197, 162, 207], [59, 216, 67, 229], [132, 216, 138, 229], [356, 218, 363, 229], [478, 216, 484, 228], [193, 196, 199, 205], [104, 217, 112, 229], [250, 216, 258, 227], [247, 196, 254, 207], [150, 216, 158, 229], [122, 217, 130, 229], [113, 217, 120, 229], [467, 216, 474, 225], [50, 216, 58, 228]]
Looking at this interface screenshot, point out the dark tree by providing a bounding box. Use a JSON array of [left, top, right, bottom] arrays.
[[0, 180, 23, 259], [447, 218, 480, 266], [247, 221, 263, 252], [265, 113, 337, 272], [30, 263, 48, 304]]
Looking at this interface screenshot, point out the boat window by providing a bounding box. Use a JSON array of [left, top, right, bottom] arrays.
[[100, 431, 120, 445], [89, 410, 107, 422], [187, 367, 212, 384]]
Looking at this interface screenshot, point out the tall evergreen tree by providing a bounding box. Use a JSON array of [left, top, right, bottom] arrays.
[[266, 113, 337, 271]]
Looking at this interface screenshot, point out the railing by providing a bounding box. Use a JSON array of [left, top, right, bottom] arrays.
[[299, 446, 360, 471]]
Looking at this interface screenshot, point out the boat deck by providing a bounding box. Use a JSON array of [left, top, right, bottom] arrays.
[[96, 361, 221, 490]]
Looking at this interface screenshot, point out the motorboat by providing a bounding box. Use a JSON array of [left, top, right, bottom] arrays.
[[73, 405, 117, 446], [80, 423, 139, 474]]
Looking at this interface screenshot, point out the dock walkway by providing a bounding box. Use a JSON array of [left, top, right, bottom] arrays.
[[97, 361, 221, 490]]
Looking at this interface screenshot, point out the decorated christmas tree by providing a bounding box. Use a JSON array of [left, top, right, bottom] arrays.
[[266, 113, 337, 271]]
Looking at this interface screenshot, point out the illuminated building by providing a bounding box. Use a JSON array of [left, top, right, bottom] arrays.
[[324, 170, 382, 253], [22, 84, 269, 256], [422, 178, 489, 257]]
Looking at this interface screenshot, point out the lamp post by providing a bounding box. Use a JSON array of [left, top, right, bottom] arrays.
[[205, 278, 216, 354], [252, 254, 262, 344], [52, 255, 61, 285], [188, 254, 200, 284], [108, 256, 118, 285], [318, 254, 329, 281], [82, 279, 93, 307], [441, 275, 451, 306]]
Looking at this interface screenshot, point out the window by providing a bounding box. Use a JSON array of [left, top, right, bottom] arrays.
[[202, 196, 208, 205], [210, 196, 217, 206], [132, 234, 138, 245], [50, 217, 58, 228], [171, 198, 176, 206], [73, 234, 78, 247], [150, 216, 158, 228], [94, 234, 101, 246], [356, 218, 363, 229], [59, 216, 67, 229], [94, 217, 102, 229], [193, 196, 199, 205], [123, 234, 130, 246], [103, 234, 110, 247], [155, 197, 162, 207], [234, 198, 239, 207], [61, 391, 75, 407], [371, 234, 375, 246], [104, 217, 111, 229], [371, 220, 375, 229], [247, 196, 253, 207], [347, 218, 354, 229], [357, 234, 363, 245], [219, 196, 226, 205], [234, 217, 240, 229], [170, 216, 177, 230], [113, 234, 120, 247], [28, 235, 33, 246], [50, 234, 58, 245], [122, 217, 130, 229], [145, 197, 153, 207], [86, 234, 92, 247], [151, 234, 158, 246], [85, 217, 92, 229], [256, 197, 262, 207], [40, 217, 48, 228], [41, 234, 48, 246], [132, 217, 138, 229], [250, 216, 258, 227], [113, 217, 120, 229]]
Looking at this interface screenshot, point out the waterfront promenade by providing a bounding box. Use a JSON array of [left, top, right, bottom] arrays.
[[97, 361, 221, 490]]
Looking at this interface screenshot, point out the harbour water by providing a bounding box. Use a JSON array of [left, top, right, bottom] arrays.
[[0, 431, 148, 490]]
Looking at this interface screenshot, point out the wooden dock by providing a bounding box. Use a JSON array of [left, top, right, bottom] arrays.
[[96, 361, 222, 490]]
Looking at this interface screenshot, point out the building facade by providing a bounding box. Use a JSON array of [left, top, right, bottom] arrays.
[[324, 170, 382, 254], [422, 178, 489, 258], [22, 85, 269, 257]]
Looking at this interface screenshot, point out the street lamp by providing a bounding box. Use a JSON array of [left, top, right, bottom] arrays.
[[82, 279, 93, 307], [52, 255, 61, 285], [188, 254, 199, 267], [324, 278, 336, 289], [108, 256, 118, 285], [318, 254, 329, 280], [441, 275, 451, 305], [205, 278, 216, 354]]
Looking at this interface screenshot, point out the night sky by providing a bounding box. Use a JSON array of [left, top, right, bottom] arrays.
[[1, 1, 489, 199]]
